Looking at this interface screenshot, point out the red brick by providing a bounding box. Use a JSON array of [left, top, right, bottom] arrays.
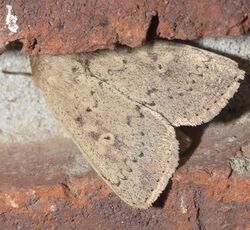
[[0, 0, 249, 55]]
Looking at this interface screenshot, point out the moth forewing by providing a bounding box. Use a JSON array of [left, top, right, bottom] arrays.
[[85, 41, 245, 126], [31, 54, 179, 208]]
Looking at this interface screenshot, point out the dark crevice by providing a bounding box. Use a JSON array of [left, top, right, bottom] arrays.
[[146, 13, 159, 42], [115, 42, 133, 51], [153, 180, 172, 208], [193, 189, 203, 230], [28, 38, 38, 50], [177, 125, 207, 168], [227, 14, 249, 34], [1, 70, 31, 76], [5, 39, 23, 51]]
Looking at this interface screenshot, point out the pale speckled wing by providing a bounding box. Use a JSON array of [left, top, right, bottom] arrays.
[[83, 41, 245, 126], [31, 55, 179, 208], [31, 41, 244, 208]]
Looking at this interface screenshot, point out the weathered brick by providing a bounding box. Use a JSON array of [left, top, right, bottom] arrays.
[[0, 0, 249, 55]]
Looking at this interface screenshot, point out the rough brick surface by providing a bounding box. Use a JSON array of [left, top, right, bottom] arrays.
[[0, 74, 250, 229], [0, 0, 249, 55]]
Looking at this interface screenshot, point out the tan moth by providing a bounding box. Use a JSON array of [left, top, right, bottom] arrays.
[[31, 41, 245, 208]]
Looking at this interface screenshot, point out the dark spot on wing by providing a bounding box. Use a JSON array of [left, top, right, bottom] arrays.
[[124, 158, 133, 172], [149, 101, 156, 106], [139, 152, 144, 157], [88, 131, 100, 141], [122, 59, 128, 64], [72, 66, 78, 73], [75, 115, 84, 126], [93, 100, 98, 108], [147, 88, 158, 96], [132, 158, 138, 163], [114, 136, 124, 150], [98, 81, 103, 88], [135, 105, 144, 118], [100, 173, 121, 186], [107, 69, 113, 75], [147, 51, 158, 61], [127, 116, 132, 126], [104, 135, 111, 140]]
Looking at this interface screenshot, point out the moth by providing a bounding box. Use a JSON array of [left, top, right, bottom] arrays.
[[31, 41, 245, 208]]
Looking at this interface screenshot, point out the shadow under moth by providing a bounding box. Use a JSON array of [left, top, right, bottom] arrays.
[[31, 41, 245, 208]]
